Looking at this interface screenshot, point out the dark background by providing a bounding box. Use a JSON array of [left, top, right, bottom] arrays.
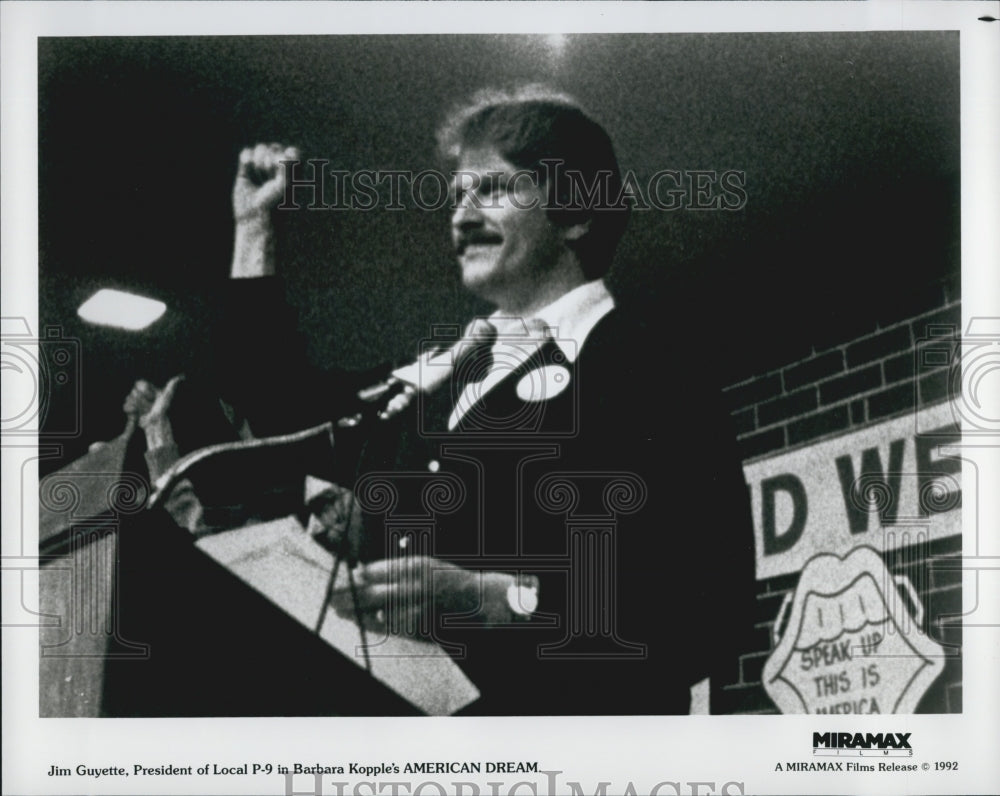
[[37, 32, 960, 467]]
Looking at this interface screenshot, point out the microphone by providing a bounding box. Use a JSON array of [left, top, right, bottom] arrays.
[[337, 377, 414, 428], [356, 377, 406, 405], [336, 335, 466, 429]]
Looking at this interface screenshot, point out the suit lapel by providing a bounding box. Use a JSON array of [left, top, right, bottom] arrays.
[[453, 338, 573, 433]]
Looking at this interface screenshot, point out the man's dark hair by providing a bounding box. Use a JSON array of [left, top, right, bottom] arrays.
[[437, 86, 630, 280]]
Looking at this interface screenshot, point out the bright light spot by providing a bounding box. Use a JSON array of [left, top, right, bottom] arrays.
[[77, 289, 166, 331], [546, 34, 567, 55]]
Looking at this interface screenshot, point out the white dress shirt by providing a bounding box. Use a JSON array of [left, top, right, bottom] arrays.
[[388, 279, 615, 429]]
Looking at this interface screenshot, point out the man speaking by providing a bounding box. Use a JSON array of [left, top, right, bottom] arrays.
[[214, 86, 755, 715]]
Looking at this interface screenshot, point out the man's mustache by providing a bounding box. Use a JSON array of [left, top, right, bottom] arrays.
[[455, 231, 503, 254]]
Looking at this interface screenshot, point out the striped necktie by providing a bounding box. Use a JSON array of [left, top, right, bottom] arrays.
[[452, 318, 498, 393]]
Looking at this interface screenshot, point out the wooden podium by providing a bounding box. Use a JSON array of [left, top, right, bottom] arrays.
[[98, 423, 478, 717]]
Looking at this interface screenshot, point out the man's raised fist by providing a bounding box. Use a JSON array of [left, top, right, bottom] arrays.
[[233, 142, 301, 222]]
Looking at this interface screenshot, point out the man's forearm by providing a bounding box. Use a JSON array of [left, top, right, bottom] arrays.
[[231, 219, 276, 279], [141, 419, 175, 457]]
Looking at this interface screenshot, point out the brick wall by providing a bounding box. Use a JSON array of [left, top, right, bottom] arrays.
[[716, 298, 962, 715]]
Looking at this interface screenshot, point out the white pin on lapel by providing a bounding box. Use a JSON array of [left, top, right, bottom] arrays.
[[516, 365, 572, 402]]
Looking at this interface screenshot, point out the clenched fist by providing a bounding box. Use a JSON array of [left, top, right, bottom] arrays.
[[233, 142, 301, 222], [230, 142, 301, 279]]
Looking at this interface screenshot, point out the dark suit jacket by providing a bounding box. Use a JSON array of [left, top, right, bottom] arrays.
[[204, 278, 756, 715]]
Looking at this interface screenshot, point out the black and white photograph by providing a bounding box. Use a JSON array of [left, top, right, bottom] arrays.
[[3, 2, 998, 795]]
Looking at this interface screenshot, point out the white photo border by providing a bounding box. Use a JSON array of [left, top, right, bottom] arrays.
[[3, 3, 999, 795]]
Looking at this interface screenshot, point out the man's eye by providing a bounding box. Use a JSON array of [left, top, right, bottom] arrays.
[[478, 175, 505, 196]]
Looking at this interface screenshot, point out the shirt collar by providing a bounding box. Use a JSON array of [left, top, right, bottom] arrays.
[[391, 279, 615, 389], [485, 279, 615, 363]]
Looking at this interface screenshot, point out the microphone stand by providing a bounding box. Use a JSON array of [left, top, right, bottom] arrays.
[[315, 495, 372, 674], [314, 374, 416, 674]]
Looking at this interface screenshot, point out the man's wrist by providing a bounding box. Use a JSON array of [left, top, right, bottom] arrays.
[[231, 220, 276, 278], [505, 574, 540, 621], [474, 572, 538, 625], [140, 419, 175, 450]]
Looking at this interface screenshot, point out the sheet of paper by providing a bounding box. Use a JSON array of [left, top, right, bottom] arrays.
[[195, 517, 479, 715]]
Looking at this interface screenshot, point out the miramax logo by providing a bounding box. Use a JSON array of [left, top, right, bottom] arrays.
[[813, 732, 912, 750]]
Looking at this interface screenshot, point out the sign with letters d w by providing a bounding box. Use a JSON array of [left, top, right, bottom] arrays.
[[743, 401, 961, 580]]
